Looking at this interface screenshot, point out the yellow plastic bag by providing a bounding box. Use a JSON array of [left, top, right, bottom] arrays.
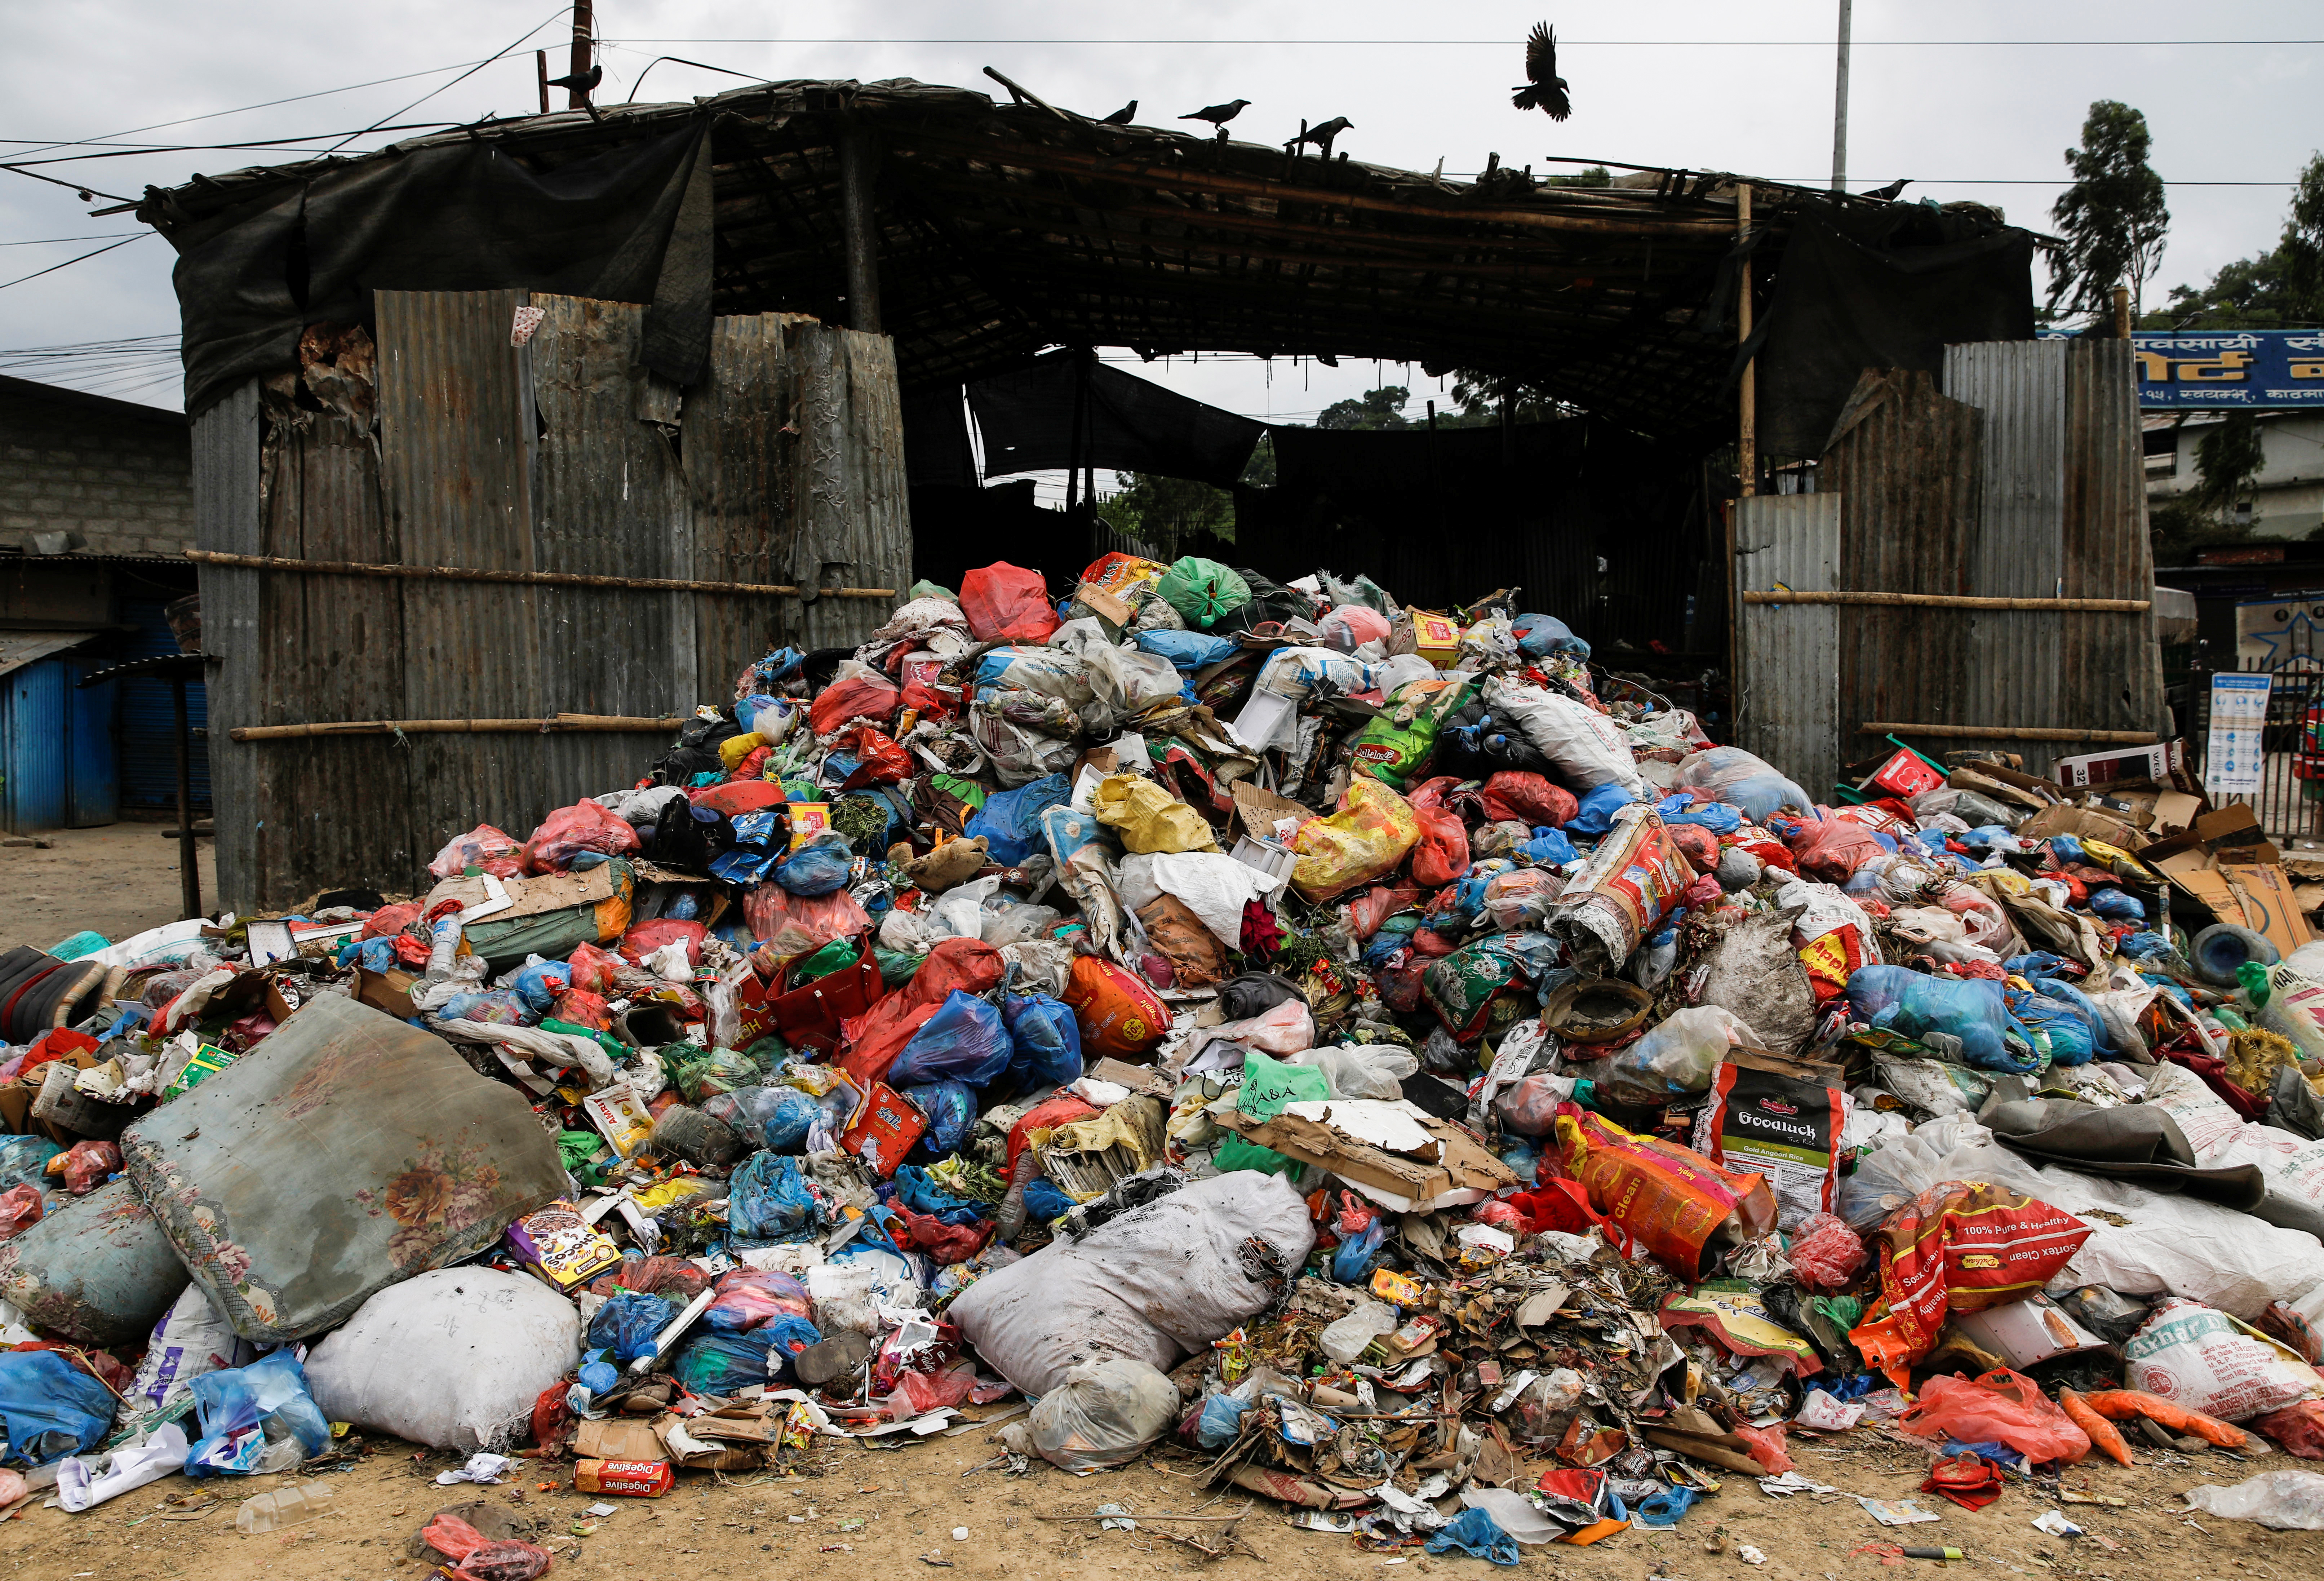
[[1291, 778, 1420, 902], [718, 731, 766, 771], [1092, 774, 1220, 854]]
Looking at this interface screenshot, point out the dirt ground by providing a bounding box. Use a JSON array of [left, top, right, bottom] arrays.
[[0, 821, 216, 953], [5, 1417, 2319, 1581]]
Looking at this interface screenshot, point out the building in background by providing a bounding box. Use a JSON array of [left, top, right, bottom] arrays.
[[0, 374, 206, 832], [2145, 409, 2324, 540]]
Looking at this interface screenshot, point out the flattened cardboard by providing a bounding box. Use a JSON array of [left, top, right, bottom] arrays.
[[1216, 1098, 1517, 1209], [2217, 863, 2314, 953], [1231, 781, 1316, 844], [1073, 583, 1134, 627], [572, 1417, 669, 1463], [427, 862, 623, 920], [1950, 762, 2065, 811], [2015, 805, 2151, 852]]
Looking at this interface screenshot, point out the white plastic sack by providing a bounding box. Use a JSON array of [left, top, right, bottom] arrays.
[[1025, 1356, 1182, 1471], [1483, 676, 1645, 796], [594, 784, 689, 827], [1118, 851, 1286, 950], [305, 1269, 582, 1453], [1289, 1044, 1420, 1101], [2140, 1062, 2324, 1239], [1608, 1005, 1759, 1098], [1082, 644, 1188, 727], [1208, 997, 1317, 1056], [126, 1285, 250, 1419], [950, 1172, 1316, 1394], [970, 708, 1078, 787], [2121, 1298, 2324, 1421]]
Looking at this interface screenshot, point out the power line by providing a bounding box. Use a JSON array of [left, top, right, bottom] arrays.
[[0, 232, 142, 246], [606, 35, 2324, 47], [326, 6, 569, 153], [0, 233, 150, 293]]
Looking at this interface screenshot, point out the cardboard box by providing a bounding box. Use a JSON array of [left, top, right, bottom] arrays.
[[1215, 1098, 1517, 1212], [572, 1418, 670, 1463], [2142, 804, 2315, 954], [1409, 612, 1463, 666], [2051, 739, 2187, 790], [355, 966, 422, 1020], [1230, 780, 1315, 845], [2015, 805, 2151, 853]]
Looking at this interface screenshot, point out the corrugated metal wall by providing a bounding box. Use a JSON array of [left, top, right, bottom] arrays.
[[1732, 341, 2166, 788], [1732, 493, 1843, 802], [116, 598, 207, 814], [195, 292, 911, 911]]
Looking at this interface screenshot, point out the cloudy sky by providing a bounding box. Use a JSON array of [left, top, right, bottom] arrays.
[[2, 0, 2317, 435]]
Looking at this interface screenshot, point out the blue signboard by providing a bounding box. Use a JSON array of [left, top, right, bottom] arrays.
[[2043, 328, 2324, 408]]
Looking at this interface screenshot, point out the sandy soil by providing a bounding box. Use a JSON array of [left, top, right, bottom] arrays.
[[5, 1417, 2319, 1581], [0, 821, 216, 953]]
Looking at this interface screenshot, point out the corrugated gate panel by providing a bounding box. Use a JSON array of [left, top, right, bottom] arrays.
[[1732, 494, 1842, 801]]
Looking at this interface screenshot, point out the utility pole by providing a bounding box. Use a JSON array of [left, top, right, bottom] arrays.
[[568, 0, 594, 110], [536, 50, 551, 115], [1830, 0, 1852, 192]]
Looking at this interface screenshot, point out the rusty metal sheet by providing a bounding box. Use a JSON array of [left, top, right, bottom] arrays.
[[1733, 493, 1842, 801]]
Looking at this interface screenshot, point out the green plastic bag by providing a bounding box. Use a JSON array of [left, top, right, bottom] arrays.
[[1216, 1051, 1329, 1179], [792, 937, 861, 983], [1155, 557, 1251, 630], [1347, 713, 1438, 791], [909, 579, 958, 602]]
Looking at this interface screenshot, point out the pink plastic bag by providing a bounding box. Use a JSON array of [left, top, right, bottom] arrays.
[[57, 1140, 121, 1196], [620, 918, 708, 968], [959, 562, 1058, 643], [522, 801, 640, 874], [1405, 777, 1472, 888], [0, 1183, 42, 1240], [420, 1513, 553, 1581], [1788, 1212, 1869, 1293], [427, 823, 524, 880], [1786, 815, 1887, 883], [1897, 1368, 2092, 1464]]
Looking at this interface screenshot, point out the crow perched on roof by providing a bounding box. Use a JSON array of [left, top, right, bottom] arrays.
[[1099, 100, 1137, 124], [1860, 178, 1912, 201], [1511, 23, 1570, 120], [1180, 99, 1250, 127], [1286, 116, 1352, 158], [546, 64, 602, 97]]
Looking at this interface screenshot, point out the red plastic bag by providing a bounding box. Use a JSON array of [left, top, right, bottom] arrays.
[[1668, 823, 1720, 874], [959, 562, 1058, 643], [621, 918, 707, 967], [836, 938, 1003, 1087], [1786, 815, 1888, 884], [549, 987, 611, 1031], [0, 1183, 42, 1241], [419, 1513, 554, 1581], [523, 800, 642, 874], [808, 673, 902, 736], [427, 823, 525, 880], [56, 1140, 121, 1195], [1854, 1182, 2090, 1381], [1405, 777, 1473, 888], [1733, 1422, 1794, 1474], [745, 886, 870, 961], [363, 899, 425, 939], [1007, 1094, 1100, 1172], [566, 943, 629, 995], [1788, 1212, 1869, 1292], [897, 1205, 993, 1265], [2252, 1400, 2324, 1459], [1897, 1368, 2092, 1465], [689, 780, 785, 817], [529, 1380, 574, 1451], [1063, 955, 1170, 1057], [1343, 881, 1423, 942], [832, 725, 910, 788], [1478, 771, 1579, 828]]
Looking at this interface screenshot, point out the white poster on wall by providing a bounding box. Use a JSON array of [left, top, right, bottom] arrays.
[[2205, 672, 2274, 796]]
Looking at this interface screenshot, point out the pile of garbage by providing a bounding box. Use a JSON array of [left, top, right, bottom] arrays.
[[6, 552, 2324, 1547]]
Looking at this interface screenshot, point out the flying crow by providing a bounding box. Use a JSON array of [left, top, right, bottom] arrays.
[[1180, 99, 1250, 127], [1100, 100, 1137, 124], [1860, 178, 1912, 201], [1511, 23, 1570, 120]]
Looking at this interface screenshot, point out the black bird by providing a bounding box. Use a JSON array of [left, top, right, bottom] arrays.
[[1179, 99, 1250, 128], [546, 63, 602, 97], [1511, 23, 1570, 120], [1100, 99, 1137, 124], [1860, 178, 1912, 201], [1287, 115, 1352, 159]]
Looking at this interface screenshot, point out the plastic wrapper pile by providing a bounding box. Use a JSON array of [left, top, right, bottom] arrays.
[[8, 552, 2324, 1547]]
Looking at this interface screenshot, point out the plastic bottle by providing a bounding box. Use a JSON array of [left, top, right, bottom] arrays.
[[1318, 1300, 1396, 1365], [425, 913, 465, 980], [235, 1480, 335, 1533]]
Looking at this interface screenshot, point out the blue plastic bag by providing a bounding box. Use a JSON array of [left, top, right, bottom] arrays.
[[2007, 985, 2098, 1066], [1511, 612, 1590, 659], [2088, 887, 2145, 924], [1136, 630, 1237, 671], [185, 1350, 331, 1476], [729, 1152, 824, 1245], [1518, 827, 1580, 866], [440, 988, 532, 1025], [1003, 992, 1085, 1087], [1634, 1484, 1702, 1526], [1195, 1391, 1250, 1448], [673, 1326, 791, 1394], [1656, 795, 1742, 835], [509, 958, 572, 1015], [1425, 1507, 1521, 1566], [887, 990, 1013, 1088], [892, 1164, 991, 1222], [1563, 783, 1636, 838], [0, 1136, 61, 1193], [776, 831, 855, 897], [968, 774, 1073, 867], [900, 1079, 977, 1155], [1845, 965, 2037, 1073], [1023, 1177, 1074, 1223], [587, 1290, 680, 1363], [1331, 1217, 1388, 1283], [0, 1349, 115, 1467]]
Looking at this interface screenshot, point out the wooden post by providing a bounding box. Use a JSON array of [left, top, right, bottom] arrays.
[[838, 125, 884, 335], [172, 675, 200, 921], [1737, 183, 1756, 498], [536, 50, 551, 115], [2112, 285, 2133, 338], [567, 0, 593, 109]]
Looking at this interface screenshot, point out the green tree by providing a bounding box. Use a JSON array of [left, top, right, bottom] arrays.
[[1543, 165, 1612, 188], [2142, 154, 2324, 331], [2281, 151, 2324, 322], [2048, 100, 2170, 318], [1096, 471, 1234, 555], [1316, 386, 1413, 429], [2192, 412, 2267, 523]]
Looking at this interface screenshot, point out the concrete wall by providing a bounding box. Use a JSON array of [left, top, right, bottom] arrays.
[[0, 374, 193, 560]]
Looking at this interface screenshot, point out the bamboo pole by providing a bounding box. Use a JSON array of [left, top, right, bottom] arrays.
[[1742, 590, 2151, 612], [1858, 722, 2159, 744], [1737, 183, 1755, 499], [230, 712, 685, 743], [185, 549, 893, 600]]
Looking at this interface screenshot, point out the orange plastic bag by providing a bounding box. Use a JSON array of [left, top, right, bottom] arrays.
[[808, 674, 901, 736], [1063, 955, 1169, 1057], [522, 800, 642, 873], [1290, 778, 1422, 902], [2078, 1388, 2248, 1448], [1553, 1106, 1776, 1281], [1897, 1368, 2091, 1465], [1405, 777, 1472, 888], [2059, 1387, 2134, 1466], [960, 562, 1059, 643]]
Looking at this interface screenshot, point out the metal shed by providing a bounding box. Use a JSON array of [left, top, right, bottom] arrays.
[[194, 290, 909, 909]]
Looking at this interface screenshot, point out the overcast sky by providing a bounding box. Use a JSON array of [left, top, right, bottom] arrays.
[[2, 0, 2318, 436]]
